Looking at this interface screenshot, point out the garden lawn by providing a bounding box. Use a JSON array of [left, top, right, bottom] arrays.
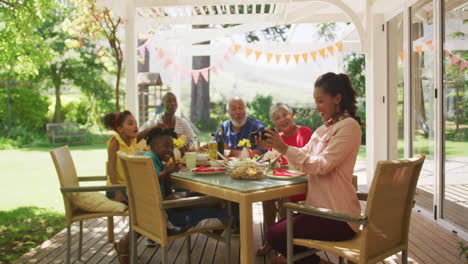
[[0, 145, 108, 212]]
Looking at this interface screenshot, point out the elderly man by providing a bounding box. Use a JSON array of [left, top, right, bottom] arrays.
[[215, 97, 266, 157]]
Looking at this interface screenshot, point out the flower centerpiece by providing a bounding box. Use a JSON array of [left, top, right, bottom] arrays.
[[173, 138, 185, 159], [237, 138, 252, 159]]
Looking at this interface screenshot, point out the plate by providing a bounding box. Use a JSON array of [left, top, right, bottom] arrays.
[[265, 169, 306, 180], [192, 167, 226, 175]]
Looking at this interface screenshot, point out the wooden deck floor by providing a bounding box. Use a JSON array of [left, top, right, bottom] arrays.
[[16, 202, 465, 264]]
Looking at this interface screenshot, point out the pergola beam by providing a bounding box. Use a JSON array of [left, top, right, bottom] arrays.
[[135, 0, 313, 8]]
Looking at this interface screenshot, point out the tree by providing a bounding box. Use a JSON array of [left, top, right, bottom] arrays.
[[66, 0, 123, 111]]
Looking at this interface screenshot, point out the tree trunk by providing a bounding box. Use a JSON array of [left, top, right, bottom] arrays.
[[51, 65, 62, 123], [191, 24, 210, 123]]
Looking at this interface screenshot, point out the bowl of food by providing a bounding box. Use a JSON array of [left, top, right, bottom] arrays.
[[229, 166, 265, 180]]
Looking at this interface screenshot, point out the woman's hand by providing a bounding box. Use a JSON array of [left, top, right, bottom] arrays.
[[264, 128, 288, 154]]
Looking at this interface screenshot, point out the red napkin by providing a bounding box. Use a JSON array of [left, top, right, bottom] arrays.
[[192, 166, 226, 172], [272, 168, 305, 177]]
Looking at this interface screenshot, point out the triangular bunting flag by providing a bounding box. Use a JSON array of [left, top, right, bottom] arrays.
[[164, 58, 172, 69], [460, 61, 467, 72], [301, 53, 308, 63], [224, 53, 231, 62], [138, 45, 146, 59], [445, 50, 451, 57], [245, 48, 253, 57], [293, 54, 300, 64], [182, 69, 190, 80], [399, 51, 404, 62], [217, 62, 224, 71], [415, 45, 423, 57], [211, 65, 218, 75], [284, 54, 291, 64], [275, 54, 282, 64], [318, 48, 326, 59], [255, 50, 262, 61], [310, 51, 317, 62], [173, 63, 181, 73], [200, 68, 209, 82], [192, 71, 201, 85], [157, 49, 165, 59], [326, 45, 334, 56], [427, 41, 434, 52], [335, 41, 343, 52], [450, 55, 461, 66], [266, 53, 273, 63], [233, 44, 241, 54]]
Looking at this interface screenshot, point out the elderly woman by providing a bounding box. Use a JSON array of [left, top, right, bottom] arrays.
[[260, 72, 362, 264], [139, 92, 197, 146], [256, 103, 313, 256]]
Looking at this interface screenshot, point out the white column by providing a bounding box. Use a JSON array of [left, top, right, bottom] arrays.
[[125, 1, 138, 119], [365, 13, 388, 184]]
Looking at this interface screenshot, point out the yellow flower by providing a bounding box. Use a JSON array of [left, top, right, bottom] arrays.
[[173, 138, 184, 149], [237, 138, 251, 148]]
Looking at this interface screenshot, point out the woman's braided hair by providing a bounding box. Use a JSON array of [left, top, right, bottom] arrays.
[[314, 72, 362, 125], [145, 127, 178, 146]]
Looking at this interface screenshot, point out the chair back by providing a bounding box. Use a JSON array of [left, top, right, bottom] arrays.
[[360, 155, 425, 262], [50, 145, 80, 224], [118, 151, 168, 245]]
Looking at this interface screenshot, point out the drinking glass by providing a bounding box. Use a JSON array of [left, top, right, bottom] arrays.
[[184, 152, 197, 170]]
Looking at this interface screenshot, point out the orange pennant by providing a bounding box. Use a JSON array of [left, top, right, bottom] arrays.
[[301, 53, 308, 63], [335, 41, 343, 52], [293, 54, 301, 64], [275, 54, 282, 64], [255, 50, 262, 61], [310, 51, 317, 61], [245, 48, 253, 57], [399, 51, 405, 62], [327, 45, 334, 56], [318, 48, 326, 59], [233, 44, 241, 54], [266, 53, 273, 63], [284, 54, 291, 64], [415, 45, 423, 57]]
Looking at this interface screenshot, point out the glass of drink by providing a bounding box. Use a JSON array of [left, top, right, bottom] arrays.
[[184, 152, 197, 170]]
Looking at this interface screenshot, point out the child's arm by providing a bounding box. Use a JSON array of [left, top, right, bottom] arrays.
[[107, 138, 127, 203]]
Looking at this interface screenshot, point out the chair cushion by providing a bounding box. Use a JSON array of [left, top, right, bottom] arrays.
[[70, 192, 127, 213]]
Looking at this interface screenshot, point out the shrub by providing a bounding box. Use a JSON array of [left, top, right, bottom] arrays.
[[247, 94, 274, 128], [195, 101, 228, 132], [61, 99, 90, 125], [293, 107, 323, 131], [0, 86, 50, 132]]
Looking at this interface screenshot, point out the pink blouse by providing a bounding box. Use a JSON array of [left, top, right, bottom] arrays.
[[284, 117, 362, 231]]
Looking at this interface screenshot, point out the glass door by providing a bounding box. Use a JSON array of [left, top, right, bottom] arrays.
[[442, 0, 468, 231], [411, 0, 436, 214]]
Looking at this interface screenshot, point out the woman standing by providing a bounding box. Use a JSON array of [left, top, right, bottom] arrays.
[[260, 72, 362, 264]]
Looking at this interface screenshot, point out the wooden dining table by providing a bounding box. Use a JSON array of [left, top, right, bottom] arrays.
[[171, 169, 307, 264]]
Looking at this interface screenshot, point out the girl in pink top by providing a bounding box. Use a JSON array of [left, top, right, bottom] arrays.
[[260, 72, 363, 264]]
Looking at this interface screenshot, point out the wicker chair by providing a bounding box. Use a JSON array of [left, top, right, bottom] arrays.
[[285, 155, 425, 264], [117, 151, 232, 264], [50, 146, 128, 264]]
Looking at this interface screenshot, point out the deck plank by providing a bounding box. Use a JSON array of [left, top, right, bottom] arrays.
[[15, 204, 466, 264]]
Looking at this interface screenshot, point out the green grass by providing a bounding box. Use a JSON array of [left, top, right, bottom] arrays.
[[0, 207, 66, 264]]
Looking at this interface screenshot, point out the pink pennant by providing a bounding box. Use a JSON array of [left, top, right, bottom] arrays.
[[224, 53, 231, 62], [164, 58, 173, 69], [217, 62, 224, 71], [450, 55, 461, 66], [138, 45, 146, 59], [146, 40, 154, 52], [173, 63, 181, 73], [182, 69, 190, 80], [157, 49, 165, 59], [211, 65, 218, 75], [200, 68, 209, 82], [445, 50, 451, 57], [192, 70, 201, 85], [460, 61, 467, 72]]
